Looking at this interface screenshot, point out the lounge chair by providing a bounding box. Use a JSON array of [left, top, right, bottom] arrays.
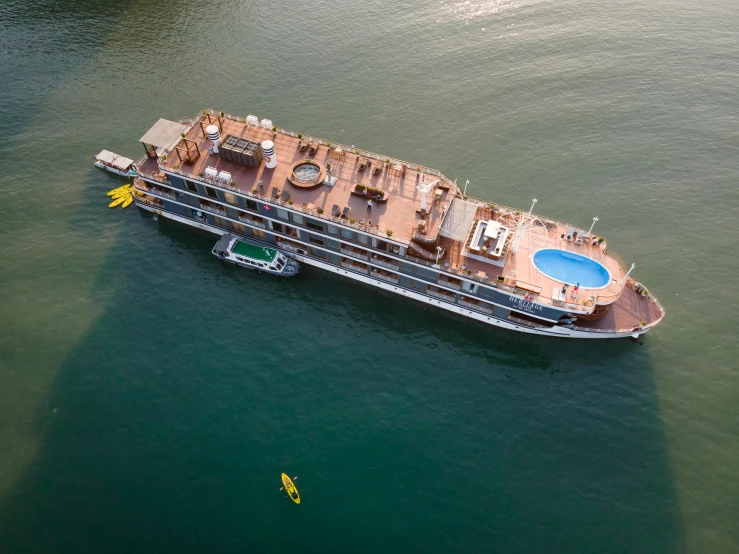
[[373, 165, 382, 175], [308, 143, 317, 155], [271, 187, 280, 199], [281, 190, 291, 202], [566, 226, 575, 241], [341, 206, 350, 219], [332, 204, 341, 217], [358, 159, 367, 171]]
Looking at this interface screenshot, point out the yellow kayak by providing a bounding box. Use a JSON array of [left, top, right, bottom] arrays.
[[106, 184, 131, 196], [110, 188, 131, 199], [282, 473, 300, 504], [109, 194, 130, 208], [121, 195, 134, 209]]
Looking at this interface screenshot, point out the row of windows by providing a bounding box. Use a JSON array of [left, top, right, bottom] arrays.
[[177, 177, 397, 252]]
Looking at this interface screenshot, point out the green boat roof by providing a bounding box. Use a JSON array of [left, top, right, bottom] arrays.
[[232, 240, 277, 263]]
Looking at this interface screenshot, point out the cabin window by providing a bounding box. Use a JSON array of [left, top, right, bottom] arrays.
[[400, 262, 413, 273], [329, 254, 340, 263], [308, 234, 324, 246], [327, 224, 339, 236], [212, 216, 227, 227], [292, 213, 305, 225], [276, 208, 289, 221], [400, 276, 412, 287], [183, 180, 198, 192], [310, 248, 326, 259], [231, 222, 246, 234], [270, 221, 283, 232], [223, 192, 238, 205], [413, 280, 427, 291], [357, 233, 369, 245], [175, 191, 186, 200], [415, 266, 437, 280], [327, 238, 340, 249], [340, 228, 354, 240], [204, 186, 218, 199], [245, 199, 258, 211], [306, 218, 324, 232], [251, 228, 266, 240]]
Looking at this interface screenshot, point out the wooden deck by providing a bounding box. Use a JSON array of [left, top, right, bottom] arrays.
[[159, 119, 451, 242]]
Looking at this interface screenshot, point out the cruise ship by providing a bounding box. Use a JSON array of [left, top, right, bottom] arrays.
[[129, 108, 665, 339]]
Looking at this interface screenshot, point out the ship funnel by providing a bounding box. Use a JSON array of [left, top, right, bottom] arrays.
[[206, 125, 221, 154], [262, 140, 277, 169]]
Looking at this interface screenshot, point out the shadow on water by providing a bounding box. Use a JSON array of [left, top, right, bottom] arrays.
[[0, 214, 684, 553]]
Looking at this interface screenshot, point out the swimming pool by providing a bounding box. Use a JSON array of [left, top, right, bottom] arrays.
[[532, 249, 611, 289]]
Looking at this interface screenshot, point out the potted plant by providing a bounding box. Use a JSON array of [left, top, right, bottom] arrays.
[[198, 172, 204, 177], [641, 320, 647, 327], [349, 217, 356, 224], [386, 229, 393, 237], [385, 158, 390, 164], [317, 207, 324, 215], [288, 199, 294, 205], [202, 109, 206, 114], [181, 132, 186, 138], [161, 154, 167, 162], [298, 133, 302, 139], [252, 188, 258, 194], [272, 127, 277, 132], [220, 111, 225, 117], [356, 149, 361, 155]]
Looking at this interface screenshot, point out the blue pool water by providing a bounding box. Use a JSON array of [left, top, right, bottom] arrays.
[[532, 249, 611, 289]]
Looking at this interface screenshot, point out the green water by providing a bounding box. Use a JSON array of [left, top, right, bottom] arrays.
[[1, 0, 738, 552]]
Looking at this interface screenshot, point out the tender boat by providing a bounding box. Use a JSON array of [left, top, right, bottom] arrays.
[[94, 150, 137, 177], [213, 234, 299, 276]]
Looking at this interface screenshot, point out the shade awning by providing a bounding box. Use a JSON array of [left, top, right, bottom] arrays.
[[111, 155, 134, 170], [139, 118, 188, 149], [439, 198, 479, 242], [95, 149, 116, 163]]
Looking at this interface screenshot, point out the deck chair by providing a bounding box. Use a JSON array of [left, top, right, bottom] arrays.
[[341, 206, 351, 219], [332, 204, 341, 217]]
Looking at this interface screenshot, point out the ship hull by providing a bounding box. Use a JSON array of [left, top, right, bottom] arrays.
[[135, 200, 648, 340]]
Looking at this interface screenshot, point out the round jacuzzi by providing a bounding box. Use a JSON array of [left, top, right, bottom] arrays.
[[288, 160, 325, 188], [532, 249, 611, 289]]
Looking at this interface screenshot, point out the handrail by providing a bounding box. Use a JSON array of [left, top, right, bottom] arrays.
[[604, 248, 628, 274]]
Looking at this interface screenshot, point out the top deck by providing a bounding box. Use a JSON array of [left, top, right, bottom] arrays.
[[158, 115, 452, 243]]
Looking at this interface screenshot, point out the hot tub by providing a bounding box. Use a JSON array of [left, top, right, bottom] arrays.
[[532, 249, 611, 289]]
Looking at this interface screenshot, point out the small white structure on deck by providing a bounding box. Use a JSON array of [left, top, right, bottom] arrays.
[[205, 125, 221, 154], [204, 166, 218, 180], [262, 140, 277, 169], [218, 170, 232, 184], [260, 119, 273, 130], [417, 179, 440, 212], [246, 115, 259, 126]]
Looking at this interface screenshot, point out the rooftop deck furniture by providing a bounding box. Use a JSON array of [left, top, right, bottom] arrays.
[[271, 187, 280, 199], [308, 142, 317, 155], [341, 206, 351, 219], [350, 184, 388, 202], [281, 190, 291, 202], [566, 226, 575, 241], [358, 159, 368, 171], [373, 165, 382, 175], [298, 140, 307, 152], [332, 204, 341, 217]]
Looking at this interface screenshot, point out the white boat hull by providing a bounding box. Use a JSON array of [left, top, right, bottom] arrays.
[[135, 201, 648, 340]]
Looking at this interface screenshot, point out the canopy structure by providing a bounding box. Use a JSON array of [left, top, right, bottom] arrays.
[[139, 118, 187, 149], [439, 198, 479, 242], [95, 150, 133, 169]]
